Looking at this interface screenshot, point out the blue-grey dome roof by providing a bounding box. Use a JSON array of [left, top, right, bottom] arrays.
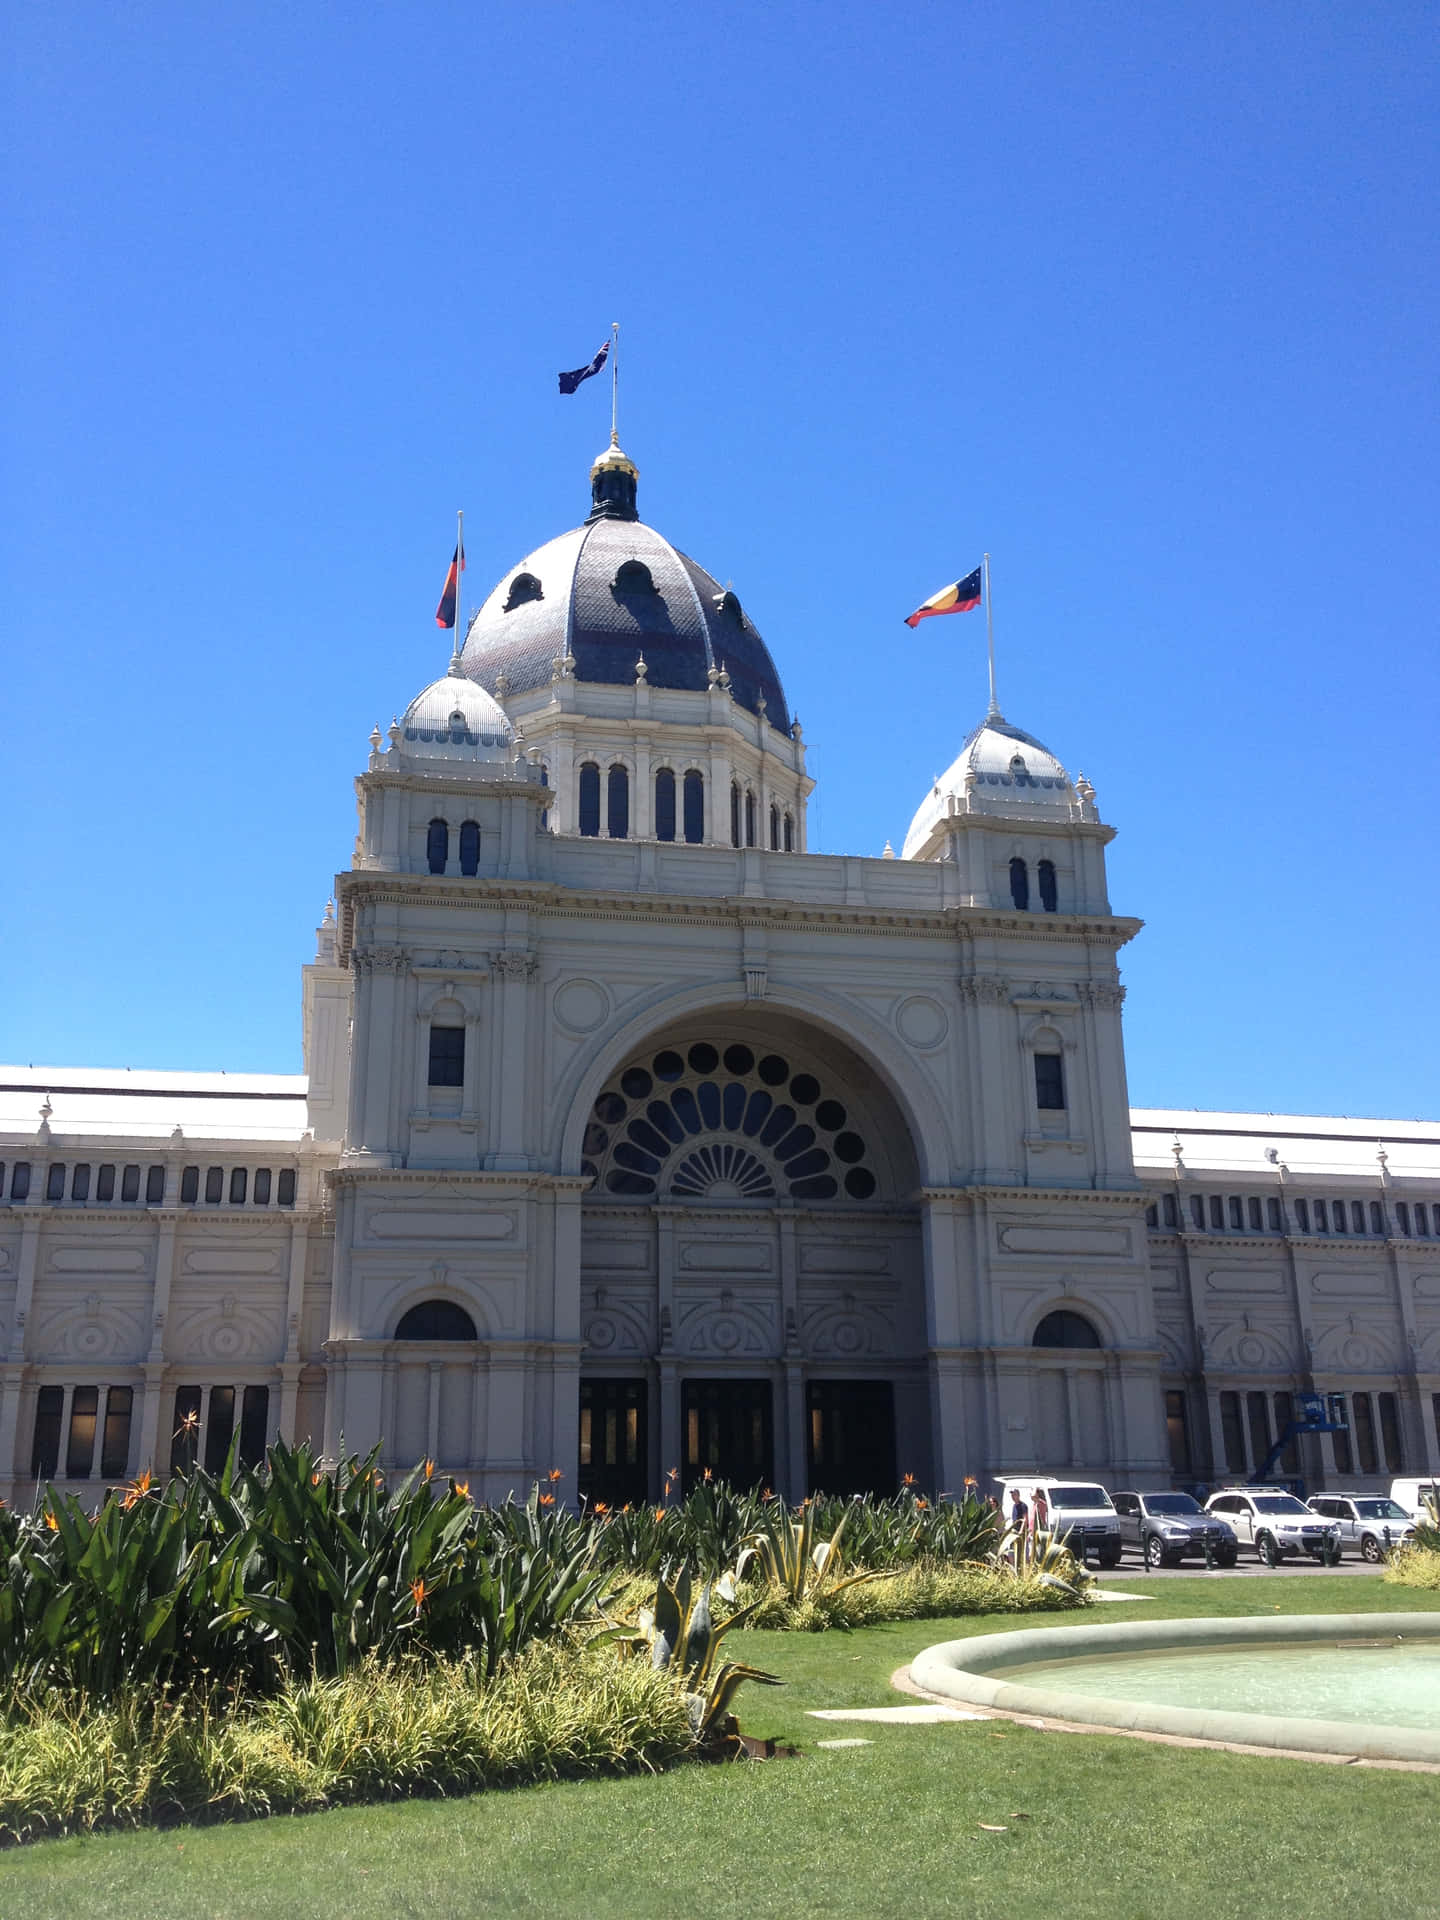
[[458, 450, 790, 728]]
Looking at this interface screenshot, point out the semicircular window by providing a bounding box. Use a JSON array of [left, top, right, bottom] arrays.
[[583, 1041, 882, 1204], [395, 1299, 479, 1341], [503, 572, 544, 612], [613, 560, 655, 595], [1032, 1309, 1101, 1349]]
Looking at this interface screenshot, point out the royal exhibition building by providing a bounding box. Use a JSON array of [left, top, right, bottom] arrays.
[[3, 437, 1438, 1514]]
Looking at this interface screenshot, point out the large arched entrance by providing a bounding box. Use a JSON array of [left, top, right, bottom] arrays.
[[576, 1014, 926, 1501]]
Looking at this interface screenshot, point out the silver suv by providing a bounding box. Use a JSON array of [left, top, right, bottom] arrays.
[[1307, 1494, 1416, 1562], [1204, 1489, 1340, 1563], [1112, 1490, 1238, 1568]]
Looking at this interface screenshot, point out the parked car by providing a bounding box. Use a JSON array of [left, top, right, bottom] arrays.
[[1388, 1479, 1440, 1526], [996, 1478, 1123, 1567], [1203, 1489, 1341, 1563], [1306, 1493, 1416, 1561], [1112, 1490, 1239, 1568]]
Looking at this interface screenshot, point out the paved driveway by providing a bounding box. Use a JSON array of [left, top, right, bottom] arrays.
[[1094, 1555, 1381, 1581]]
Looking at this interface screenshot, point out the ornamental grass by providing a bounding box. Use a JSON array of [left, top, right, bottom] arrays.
[[735, 1557, 1088, 1630], [1382, 1545, 1440, 1591]]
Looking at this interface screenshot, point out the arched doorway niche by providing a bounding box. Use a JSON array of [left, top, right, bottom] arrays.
[[1025, 1300, 1117, 1471], [575, 1010, 929, 1504]]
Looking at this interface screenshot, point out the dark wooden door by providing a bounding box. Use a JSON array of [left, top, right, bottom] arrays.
[[682, 1378, 774, 1492]]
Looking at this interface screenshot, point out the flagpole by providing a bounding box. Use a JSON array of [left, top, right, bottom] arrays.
[[983, 552, 1000, 720], [453, 508, 465, 664], [610, 321, 620, 442]]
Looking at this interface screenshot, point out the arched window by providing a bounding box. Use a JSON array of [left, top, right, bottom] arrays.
[[730, 781, 741, 848], [683, 770, 704, 844], [395, 1299, 478, 1341], [613, 559, 655, 595], [427, 818, 449, 874], [1009, 857, 1029, 909], [579, 763, 601, 836], [459, 820, 480, 875], [1033, 1309, 1101, 1349], [783, 812, 794, 852], [1034, 1051, 1065, 1110], [607, 764, 630, 839], [503, 571, 544, 611], [1038, 859, 1057, 912], [744, 789, 756, 848], [539, 762, 550, 833], [655, 768, 677, 841], [769, 803, 780, 850]]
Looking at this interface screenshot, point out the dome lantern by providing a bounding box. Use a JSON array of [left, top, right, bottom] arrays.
[[587, 433, 639, 523]]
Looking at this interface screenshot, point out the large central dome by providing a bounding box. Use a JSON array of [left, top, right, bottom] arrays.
[[458, 440, 790, 729]]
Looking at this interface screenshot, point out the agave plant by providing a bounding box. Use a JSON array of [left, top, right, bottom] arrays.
[[992, 1523, 1088, 1593], [736, 1502, 886, 1605], [619, 1567, 781, 1748]]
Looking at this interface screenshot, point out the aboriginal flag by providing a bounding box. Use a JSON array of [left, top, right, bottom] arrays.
[[435, 541, 466, 629], [558, 340, 610, 395], [904, 567, 983, 629]]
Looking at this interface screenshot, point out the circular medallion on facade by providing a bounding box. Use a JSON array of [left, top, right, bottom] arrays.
[[834, 1320, 862, 1354], [554, 978, 611, 1035], [585, 1316, 616, 1350], [896, 995, 949, 1050], [1341, 1336, 1370, 1368], [76, 1324, 108, 1356], [711, 1316, 742, 1352], [1235, 1334, 1266, 1368], [212, 1324, 243, 1358]]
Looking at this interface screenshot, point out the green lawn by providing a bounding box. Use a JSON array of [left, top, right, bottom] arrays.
[[10, 1578, 1440, 1920]]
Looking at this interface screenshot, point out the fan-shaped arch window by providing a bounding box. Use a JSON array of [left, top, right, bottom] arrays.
[[503, 572, 543, 611], [655, 768, 676, 841], [683, 770, 704, 843], [1009, 857, 1029, 909], [459, 820, 481, 875], [613, 559, 655, 595], [1038, 858, 1057, 912], [427, 818, 449, 874], [1033, 1309, 1101, 1349], [579, 763, 601, 836], [395, 1299, 478, 1341], [607, 764, 630, 839]]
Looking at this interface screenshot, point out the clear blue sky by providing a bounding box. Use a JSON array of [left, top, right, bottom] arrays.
[[4, 3, 1437, 1119]]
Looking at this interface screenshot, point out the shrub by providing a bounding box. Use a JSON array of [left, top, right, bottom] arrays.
[[1383, 1545, 1440, 1591], [735, 1556, 1089, 1630]]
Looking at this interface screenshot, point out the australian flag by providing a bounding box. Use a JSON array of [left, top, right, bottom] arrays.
[[558, 340, 610, 395]]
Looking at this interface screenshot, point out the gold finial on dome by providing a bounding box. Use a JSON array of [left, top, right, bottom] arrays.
[[590, 431, 638, 479], [587, 430, 640, 523]]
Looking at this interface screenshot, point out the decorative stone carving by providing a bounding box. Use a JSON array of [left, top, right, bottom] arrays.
[[743, 964, 768, 1001], [1077, 981, 1126, 1009], [895, 995, 948, 1049], [494, 951, 539, 982], [958, 974, 1009, 1006], [352, 945, 409, 975]]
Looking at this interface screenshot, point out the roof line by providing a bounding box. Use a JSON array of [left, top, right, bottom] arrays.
[[0, 1084, 306, 1102], [1131, 1122, 1440, 1148]]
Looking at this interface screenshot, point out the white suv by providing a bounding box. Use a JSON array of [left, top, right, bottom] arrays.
[[1204, 1489, 1340, 1563], [997, 1477, 1122, 1567], [1307, 1494, 1415, 1562]]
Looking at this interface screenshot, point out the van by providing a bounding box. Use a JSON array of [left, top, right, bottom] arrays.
[[996, 1476, 1122, 1567], [1389, 1478, 1440, 1525]]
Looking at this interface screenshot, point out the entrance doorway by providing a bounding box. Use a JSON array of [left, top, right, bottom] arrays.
[[578, 1378, 648, 1508], [682, 1378, 774, 1492], [806, 1379, 897, 1496]]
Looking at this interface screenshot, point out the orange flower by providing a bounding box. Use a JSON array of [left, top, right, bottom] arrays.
[[547, 1467, 564, 1483], [902, 1472, 917, 1487], [915, 1498, 929, 1510], [654, 1506, 667, 1521], [422, 1458, 435, 1482], [621, 1503, 631, 1513], [539, 1493, 555, 1507], [963, 1475, 978, 1488], [178, 1408, 199, 1433], [410, 1578, 427, 1610], [666, 1467, 679, 1484], [762, 1488, 775, 1501], [120, 1469, 153, 1511], [593, 1501, 610, 1516], [44, 1510, 60, 1531], [455, 1480, 471, 1500], [702, 1467, 713, 1484]]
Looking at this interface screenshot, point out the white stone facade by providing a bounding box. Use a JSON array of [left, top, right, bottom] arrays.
[[3, 450, 1438, 1506]]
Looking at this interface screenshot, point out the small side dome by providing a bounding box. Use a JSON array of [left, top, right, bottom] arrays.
[[903, 715, 1077, 860], [397, 669, 515, 764]]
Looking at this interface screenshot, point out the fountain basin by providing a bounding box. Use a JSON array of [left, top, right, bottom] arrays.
[[909, 1612, 1440, 1762]]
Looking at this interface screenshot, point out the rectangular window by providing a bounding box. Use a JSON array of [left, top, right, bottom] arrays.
[[1273, 1391, 1299, 1474], [254, 1167, 272, 1205], [1190, 1195, 1206, 1231], [1352, 1201, 1366, 1234], [229, 1167, 248, 1206], [1370, 1201, 1385, 1235], [1248, 1196, 1263, 1231], [10, 1161, 30, 1200], [239, 1386, 269, 1466], [71, 1164, 91, 1202], [1246, 1391, 1271, 1475], [1418, 1203, 1431, 1236], [1033, 1053, 1065, 1110], [1398, 1201, 1412, 1235], [205, 1386, 236, 1474], [100, 1386, 133, 1479], [1209, 1195, 1225, 1231], [146, 1164, 165, 1203], [171, 1386, 203, 1475], [180, 1165, 199, 1203], [31, 1385, 63, 1480], [1220, 1391, 1247, 1474], [1315, 1199, 1329, 1232], [1379, 1393, 1403, 1474], [1331, 1395, 1353, 1475], [66, 1386, 99, 1478], [204, 1166, 224, 1204], [96, 1164, 115, 1201], [121, 1164, 140, 1202], [1145, 1203, 1158, 1228], [1296, 1197, 1310, 1232], [1353, 1393, 1379, 1475], [1267, 1196, 1283, 1232], [1228, 1195, 1244, 1230], [428, 1025, 466, 1088], [1332, 1201, 1347, 1234], [46, 1164, 66, 1201], [1163, 1193, 1179, 1230], [1165, 1389, 1191, 1473], [277, 1168, 296, 1208]]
